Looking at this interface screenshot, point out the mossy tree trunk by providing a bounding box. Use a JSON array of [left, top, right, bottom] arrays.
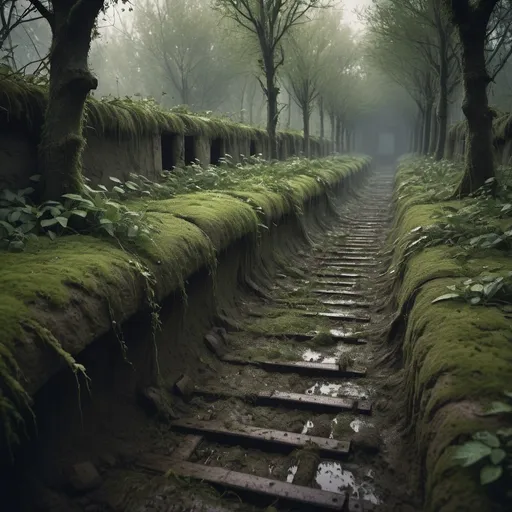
[[264, 65, 279, 160], [30, 0, 106, 201], [444, 0, 499, 196], [429, 105, 438, 154], [329, 112, 335, 152]]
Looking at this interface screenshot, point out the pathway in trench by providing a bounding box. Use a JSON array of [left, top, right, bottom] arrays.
[[135, 168, 414, 512]]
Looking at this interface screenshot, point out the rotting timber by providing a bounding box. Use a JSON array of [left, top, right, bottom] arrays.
[[1, 161, 425, 512]]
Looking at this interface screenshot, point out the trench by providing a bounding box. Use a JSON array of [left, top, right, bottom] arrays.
[[4, 167, 421, 512]]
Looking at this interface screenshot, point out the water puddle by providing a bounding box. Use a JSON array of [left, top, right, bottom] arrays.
[[315, 462, 380, 504], [301, 420, 314, 434], [286, 465, 298, 483], [350, 419, 374, 433], [305, 381, 370, 399]]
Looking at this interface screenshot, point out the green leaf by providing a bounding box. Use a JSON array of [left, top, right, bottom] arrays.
[[62, 193, 85, 201], [99, 218, 113, 224], [112, 186, 125, 194], [8, 210, 21, 223], [109, 176, 123, 184], [70, 209, 87, 218], [47, 230, 56, 241], [470, 296, 481, 305], [480, 464, 502, 485], [497, 428, 512, 438], [0, 220, 14, 234], [40, 218, 59, 228], [97, 184, 109, 192], [100, 223, 115, 237], [473, 431, 500, 448], [453, 441, 492, 467], [470, 284, 484, 293], [29, 174, 41, 182], [125, 181, 139, 190], [56, 216, 68, 228], [20, 222, 36, 234], [482, 401, 512, 415], [490, 448, 506, 465], [432, 293, 460, 304]]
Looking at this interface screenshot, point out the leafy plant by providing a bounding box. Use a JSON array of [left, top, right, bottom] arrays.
[[453, 392, 512, 493], [432, 273, 512, 306]]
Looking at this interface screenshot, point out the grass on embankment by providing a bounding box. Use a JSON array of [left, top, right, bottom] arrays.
[[0, 155, 370, 456], [386, 156, 512, 512]]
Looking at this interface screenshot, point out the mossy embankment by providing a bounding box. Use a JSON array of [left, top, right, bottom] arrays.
[[0, 155, 370, 459], [383, 156, 512, 511]]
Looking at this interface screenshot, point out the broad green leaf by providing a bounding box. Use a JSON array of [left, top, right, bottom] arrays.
[[8, 210, 21, 223], [473, 431, 500, 448], [100, 223, 115, 237], [497, 428, 512, 437], [453, 441, 491, 467], [70, 210, 87, 218], [99, 218, 113, 224], [490, 448, 506, 465], [56, 216, 68, 228], [20, 222, 35, 234], [0, 220, 14, 234], [480, 464, 502, 485], [482, 401, 512, 415], [112, 186, 125, 194], [125, 181, 139, 190], [47, 230, 56, 241], [62, 193, 85, 201], [470, 284, 484, 293], [109, 176, 123, 184], [97, 184, 108, 192], [40, 218, 59, 228], [432, 293, 460, 304], [470, 296, 481, 305]]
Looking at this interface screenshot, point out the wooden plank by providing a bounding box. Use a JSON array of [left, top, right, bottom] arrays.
[[220, 356, 366, 378], [192, 389, 359, 412], [171, 434, 203, 461], [324, 261, 376, 268], [314, 280, 357, 287], [269, 391, 355, 412], [315, 272, 363, 278], [137, 458, 346, 510], [313, 289, 364, 296], [357, 400, 373, 415], [319, 299, 370, 309], [169, 419, 351, 457], [302, 311, 371, 322], [316, 255, 375, 261]]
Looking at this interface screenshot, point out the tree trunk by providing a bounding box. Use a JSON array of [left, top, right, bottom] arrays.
[[330, 113, 335, 152], [429, 105, 438, 154], [302, 107, 310, 158], [336, 117, 342, 153], [40, 1, 103, 201], [435, 35, 449, 160], [456, 17, 496, 195], [240, 80, 246, 123], [319, 96, 324, 141], [422, 102, 432, 154], [286, 89, 292, 129], [264, 68, 279, 159]]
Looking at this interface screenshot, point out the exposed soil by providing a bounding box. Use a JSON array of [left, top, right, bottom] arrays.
[[3, 168, 423, 512]]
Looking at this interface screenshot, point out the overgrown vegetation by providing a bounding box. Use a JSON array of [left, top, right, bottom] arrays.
[[385, 155, 512, 511], [0, 154, 368, 458]]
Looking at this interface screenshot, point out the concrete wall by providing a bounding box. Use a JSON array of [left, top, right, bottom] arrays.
[[0, 124, 335, 191]]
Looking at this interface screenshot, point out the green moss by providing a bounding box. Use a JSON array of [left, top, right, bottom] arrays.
[[389, 157, 512, 512], [244, 311, 329, 336], [310, 331, 336, 347], [0, 154, 370, 455]]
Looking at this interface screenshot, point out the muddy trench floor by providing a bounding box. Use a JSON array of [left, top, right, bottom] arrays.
[[24, 169, 423, 512]]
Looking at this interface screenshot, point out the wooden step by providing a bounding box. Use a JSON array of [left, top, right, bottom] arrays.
[[313, 289, 365, 297], [169, 419, 351, 458], [193, 388, 370, 413], [302, 310, 371, 322], [221, 356, 367, 378], [137, 457, 346, 510]]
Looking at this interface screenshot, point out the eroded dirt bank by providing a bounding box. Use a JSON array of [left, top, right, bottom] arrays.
[[3, 166, 424, 512]]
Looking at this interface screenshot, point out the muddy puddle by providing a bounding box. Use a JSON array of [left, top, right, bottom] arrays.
[[315, 462, 380, 504]]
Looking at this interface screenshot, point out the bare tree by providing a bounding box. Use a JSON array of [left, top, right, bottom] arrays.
[[213, 0, 329, 159]]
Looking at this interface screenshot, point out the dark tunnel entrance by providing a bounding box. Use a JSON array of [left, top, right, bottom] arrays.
[[161, 133, 177, 170], [184, 136, 196, 165], [210, 138, 222, 165]]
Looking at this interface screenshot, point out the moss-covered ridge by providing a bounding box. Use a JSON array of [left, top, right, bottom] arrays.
[[387, 158, 512, 512], [0, 75, 323, 147], [0, 155, 370, 455]]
